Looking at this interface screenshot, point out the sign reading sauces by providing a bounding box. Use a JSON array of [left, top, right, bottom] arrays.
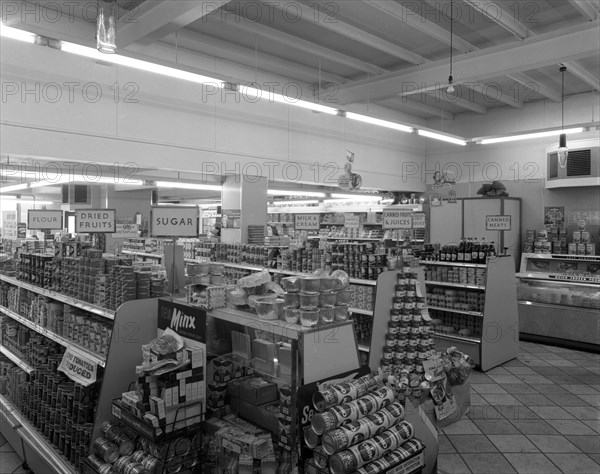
[[74, 209, 116, 233], [151, 206, 199, 237]]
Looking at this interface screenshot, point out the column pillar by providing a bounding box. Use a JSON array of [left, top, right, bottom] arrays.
[[221, 175, 268, 244]]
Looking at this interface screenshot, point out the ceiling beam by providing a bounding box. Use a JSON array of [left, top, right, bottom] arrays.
[[462, 0, 530, 39], [264, 0, 427, 65], [337, 22, 599, 104], [118, 0, 233, 48], [362, 0, 477, 53], [463, 82, 523, 108], [423, 92, 488, 114], [507, 72, 562, 103], [567, 0, 599, 21], [378, 97, 455, 121], [563, 61, 600, 91], [215, 12, 384, 76]]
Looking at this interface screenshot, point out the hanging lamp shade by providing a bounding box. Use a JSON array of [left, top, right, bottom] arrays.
[[557, 66, 568, 168], [97, 0, 117, 54]]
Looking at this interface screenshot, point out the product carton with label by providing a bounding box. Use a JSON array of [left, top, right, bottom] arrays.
[[568, 243, 578, 255], [586, 243, 596, 255], [239, 378, 278, 406]]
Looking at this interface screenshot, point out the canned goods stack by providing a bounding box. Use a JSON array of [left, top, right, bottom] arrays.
[[380, 268, 436, 381], [351, 313, 372, 347], [306, 374, 425, 474], [327, 243, 386, 281]]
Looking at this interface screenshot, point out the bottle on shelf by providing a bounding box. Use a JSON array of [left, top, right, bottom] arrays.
[[479, 237, 487, 264], [471, 238, 479, 263], [440, 245, 447, 261], [450, 244, 458, 262], [457, 238, 465, 262], [488, 241, 497, 261], [464, 238, 472, 262]]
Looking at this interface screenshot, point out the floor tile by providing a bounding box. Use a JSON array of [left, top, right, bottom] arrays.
[[577, 394, 600, 407], [535, 352, 564, 359], [503, 453, 561, 473], [437, 453, 472, 474], [0, 442, 16, 452], [502, 384, 540, 395], [509, 418, 560, 435], [585, 453, 600, 465], [447, 434, 499, 453], [0, 433, 6, 446], [547, 360, 576, 367], [496, 404, 538, 423], [581, 419, 600, 433], [566, 366, 597, 374], [473, 418, 521, 434], [468, 405, 502, 420], [563, 385, 600, 395], [516, 374, 553, 384], [566, 436, 600, 454], [521, 359, 551, 367], [502, 359, 527, 367], [530, 367, 568, 376], [506, 367, 538, 375], [529, 384, 570, 395], [472, 384, 508, 394], [488, 434, 539, 453], [469, 373, 496, 384], [438, 434, 456, 454], [0, 452, 23, 474], [574, 375, 600, 385], [488, 374, 523, 384], [480, 393, 520, 405], [546, 419, 597, 435], [512, 393, 556, 406], [442, 418, 483, 435], [11, 468, 30, 474], [462, 453, 517, 474], [545, 393, 592, 407], [485, 367, 512, 375], [563, 406, 600, 420], [526, 435, 581, 453], [531, 406, 575, 420], [546, 374, 585, 385], [546, 453, 600, 474], [470, 392, 490, 405]]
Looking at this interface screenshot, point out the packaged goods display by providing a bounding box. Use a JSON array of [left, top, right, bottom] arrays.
[[426, 288, 485, 313], [351, 313, 372, 347], [430, 314, 482, 340], [423, 265, 486, 287], [426, 238, 496, 264]]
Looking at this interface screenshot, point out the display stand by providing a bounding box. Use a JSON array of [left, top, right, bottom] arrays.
[[421, 256, 519, 371]]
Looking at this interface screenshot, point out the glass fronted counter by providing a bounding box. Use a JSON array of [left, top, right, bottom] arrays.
[[517, 253, 600, 350]]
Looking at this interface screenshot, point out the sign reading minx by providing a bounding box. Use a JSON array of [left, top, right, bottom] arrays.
[[27, 210, 64, 230], [158, 300, 206, 344], [75, 209, 116, 233], [151, 207, 198, 237], [486, 215, 511, 231]]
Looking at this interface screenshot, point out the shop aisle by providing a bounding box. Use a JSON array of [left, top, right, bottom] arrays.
[[438, 341, 600, 474], [0, 435, 28, 474]]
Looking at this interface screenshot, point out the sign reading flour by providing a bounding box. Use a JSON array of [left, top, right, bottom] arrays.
[[27, 210, 63, 230], [486, 215, 511, 231], [74, 209, 116, 233], [151, 206, 198, 237]]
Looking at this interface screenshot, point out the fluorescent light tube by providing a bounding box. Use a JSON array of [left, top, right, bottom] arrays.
[[330, 193, 382, 201], [417, 130, 467, 146], [60, 42, 225, 87], [268, 190, 326, 198], [0, 196, 54, 205], [479, 127, 585, 144], [271, 200, 320, 206], [239, 86, 338, 115], [155, 181, 222, 191], [1, 183, 29, 192], [0, 25, 36, 43], [346, 112, 413, 133]]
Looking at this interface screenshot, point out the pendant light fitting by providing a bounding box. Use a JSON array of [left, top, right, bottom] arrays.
[[447, 0, 455, 94], [558, 66, 568, 168]]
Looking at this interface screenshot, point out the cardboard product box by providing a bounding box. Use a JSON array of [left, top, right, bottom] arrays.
[[577, 243, 587, 255], [238, 400, 260, 424], [252, 339, 276, 374], [258, 402, 280, 434], [239, 378, 278, 406], [586, 243, 596, 255], [229, 396, 240, 415], [277, 345, 292, 378], [227, 379, 241, 398], [573, 231, 582, 243], [569, 243, 578, 254]]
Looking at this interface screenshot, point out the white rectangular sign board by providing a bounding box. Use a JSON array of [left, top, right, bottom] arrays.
[[486, 215, 511, 230], [75, 209, 116, 233], [382, 210, 413, 229], [151, 207, 198, 237], [27, 210, 63, 230], [295, 214, 320, 230]]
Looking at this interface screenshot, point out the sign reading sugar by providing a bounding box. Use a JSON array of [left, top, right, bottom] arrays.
[[382, 210, 412, 229], [486, 215, 511, 230], [28, 210, 63, 230], [151, 207, 198, 237], [295, 214, 320, 230], [75, 209, 116, 233]]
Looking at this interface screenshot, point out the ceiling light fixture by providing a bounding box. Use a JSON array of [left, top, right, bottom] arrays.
[[1, 183, 30, 192], [478, 127, 584, 145], [271, 200, 320, 206], [447, 0, 455, 94], [0, 25, 37, 43], [0, 196, 54, 205], [345, 112, 413, 133], [267, 190, 326, 198], [558, 66, 569, 168], [155, 181, 222, 191], [330, 193, 382, 201], [97, 0, 117, 54], [238, 85, 338, 115], [417, 129, 467, 146]]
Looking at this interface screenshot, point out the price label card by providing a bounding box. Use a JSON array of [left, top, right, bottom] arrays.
[[58, 346, 97, 386], [113, 223, 139, 238]]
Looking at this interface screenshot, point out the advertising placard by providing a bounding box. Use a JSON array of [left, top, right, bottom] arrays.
[[221, 209, 241, 229], [344, 215, 361, 229], [412, 213, 427, 229], [113, 222, 139, 238], [382, 209, 413, 229], [486, 215, 511, 230], [27, 210, 63, 230], [58, 345, 98, 386], [1, 211, 17, 239], [17, 223, 26, 238], [157, 299, 206, 345], [151, 207, 198, 237], [74, 209, 116, 233], [294, 214, 320, 230]]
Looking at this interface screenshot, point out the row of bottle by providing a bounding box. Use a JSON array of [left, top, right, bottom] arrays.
[[438, 238, 496, 264]]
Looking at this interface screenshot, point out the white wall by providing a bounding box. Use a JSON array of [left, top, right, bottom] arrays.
[[0, 38, 427, 192]]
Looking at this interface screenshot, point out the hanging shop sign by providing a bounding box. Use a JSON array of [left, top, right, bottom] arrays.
[[344, 215, 361, 229], [113, 222, 139, 238], [295, 214, 320, 230], [158, 299, 206, 345], [486, 215, 511, 231], [58, 345, 98, 386], [151, 206, 198, 237], [1, 211, 17, 239], [221, 209, 241, 229], [27, 210, 63, 230], [74, 209, 116, 233], [412, 213, 427, 229], [382, 209, 413, 229]]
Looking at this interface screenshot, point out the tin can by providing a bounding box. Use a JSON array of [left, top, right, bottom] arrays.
[[124, 462, 147, 474], [303, 425, 320, 448], [87, 454, 112, 473], [329, 450, 359, 474], [131, 450, 147, 464], [312, 374, 378, 411], [114, 455, 133, 473], [114, 433, 135, 456], [101, 421, 122, 441], [313, 446, 328, 469], [166, 455, 182, 473], [93, 437, 119, 464]]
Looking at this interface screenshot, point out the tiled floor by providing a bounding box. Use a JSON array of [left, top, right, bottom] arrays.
[[0, 434, 29, 474], [438, 341, 600, 474]]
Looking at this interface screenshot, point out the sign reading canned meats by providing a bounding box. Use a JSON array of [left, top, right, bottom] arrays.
[[27, 210, 64, 230], [151, 207, 198, 237], [486, 215, 511, 230], [58, 345, 97, 386], [74, 209, 116, 233]]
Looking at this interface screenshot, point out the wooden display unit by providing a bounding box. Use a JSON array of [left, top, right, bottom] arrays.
[[421, 256, 519, 371]]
